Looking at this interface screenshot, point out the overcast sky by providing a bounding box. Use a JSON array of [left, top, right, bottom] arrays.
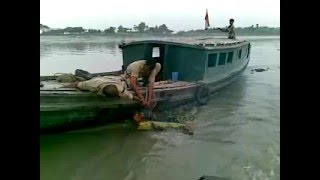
[[40, 0, 280, 31]]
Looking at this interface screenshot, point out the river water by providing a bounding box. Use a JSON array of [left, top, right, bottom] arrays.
[[40, 35, 280, 180]]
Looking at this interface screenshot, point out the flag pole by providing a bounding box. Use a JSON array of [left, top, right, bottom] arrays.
[[205, 9, 210, 30]]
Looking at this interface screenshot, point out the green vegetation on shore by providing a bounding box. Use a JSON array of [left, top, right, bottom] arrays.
[[40, 22, 280, 36]]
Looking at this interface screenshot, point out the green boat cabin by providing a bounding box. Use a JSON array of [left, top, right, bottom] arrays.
[[119, 38, 250, 83]]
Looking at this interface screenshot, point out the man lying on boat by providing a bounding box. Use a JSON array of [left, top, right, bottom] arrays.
[[62, 76, 141, 101], [123, 58, 161, 108], [217, 18, 236, 39]]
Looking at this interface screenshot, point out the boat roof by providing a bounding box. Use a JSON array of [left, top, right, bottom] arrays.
[[119, 37, 249, 50]]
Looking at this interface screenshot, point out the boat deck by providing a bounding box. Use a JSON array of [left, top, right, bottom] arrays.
[[40, 80, 198, 95], [40, 79, 200, 113], [120, 37, 248, 49]]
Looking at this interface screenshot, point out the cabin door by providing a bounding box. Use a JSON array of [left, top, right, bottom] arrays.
[[152, 45, 165, 81]]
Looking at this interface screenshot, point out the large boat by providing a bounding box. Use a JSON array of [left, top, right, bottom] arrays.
[[40, 37, 251, 131]]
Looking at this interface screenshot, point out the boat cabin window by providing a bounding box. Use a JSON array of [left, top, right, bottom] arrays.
[[218, 53, 227, 66], [227, 52, 234, 63], [208, 53, 217, 67], [246, 44, 251, 58], [152, 47, 160, 58], [238, 49, 242, 60]]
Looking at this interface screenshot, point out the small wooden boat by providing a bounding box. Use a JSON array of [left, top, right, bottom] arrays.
[[40, 37, 251, 131]]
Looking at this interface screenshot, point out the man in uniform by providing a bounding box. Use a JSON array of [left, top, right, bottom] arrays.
[[218, 18, 236, 39], [62, 76, 139, 101], [124, 58, 161, 108]]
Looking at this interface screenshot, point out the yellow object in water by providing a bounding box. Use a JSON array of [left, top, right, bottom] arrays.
[[137, 121, 194, 135]]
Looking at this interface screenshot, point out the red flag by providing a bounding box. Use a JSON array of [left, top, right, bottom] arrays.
[[205, 9, 210, 30]]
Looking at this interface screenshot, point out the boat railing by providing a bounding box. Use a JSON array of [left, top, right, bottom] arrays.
[[40, 70, 122, 81]]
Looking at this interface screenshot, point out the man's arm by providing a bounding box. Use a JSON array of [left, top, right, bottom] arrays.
[[119, 83, 144, 103], [133, 95, 142, 102], [218, 28, 228, 32], [130, 76, 146, 105], [146, 63, 161, 107]]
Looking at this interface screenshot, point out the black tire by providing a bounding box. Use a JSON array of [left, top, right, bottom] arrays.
[[195, 84, 210, 105]]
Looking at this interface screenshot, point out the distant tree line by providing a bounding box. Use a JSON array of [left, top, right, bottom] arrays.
[[40, 24, 49, 29], [177, 26, 280, 36], [40, 22, 279, 36], [41, 22, 174, 35]]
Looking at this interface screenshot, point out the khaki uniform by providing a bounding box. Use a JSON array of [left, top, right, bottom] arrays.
[[228, 25, 236, 39], [124, 60, 161, 87], [221, 25, 236, 39], [77, 76, 133, 99]]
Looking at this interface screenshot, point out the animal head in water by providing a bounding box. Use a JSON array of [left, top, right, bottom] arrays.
[[133, 112, 143, 124], [133, 110, 154, 125]]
